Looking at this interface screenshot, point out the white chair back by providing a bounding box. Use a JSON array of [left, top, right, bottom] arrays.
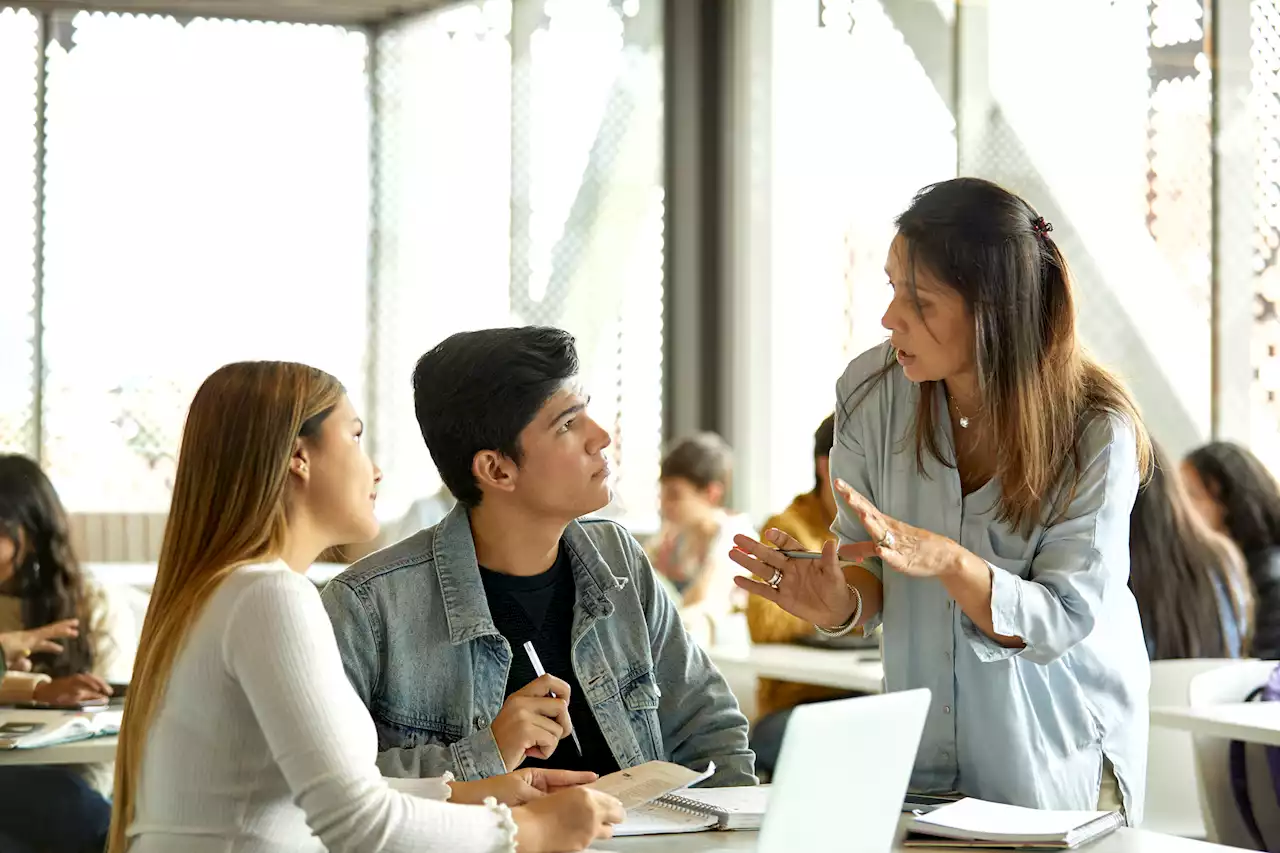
[[1189, 660, 1278, 848], [1146, 659, 1239, 837]]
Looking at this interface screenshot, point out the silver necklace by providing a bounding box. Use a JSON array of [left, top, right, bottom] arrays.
[[951, 396, 972, 429]]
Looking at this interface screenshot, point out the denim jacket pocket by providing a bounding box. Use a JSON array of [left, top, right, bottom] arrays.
[[375, 707, 466, 752], [621, 670, 664, 758]]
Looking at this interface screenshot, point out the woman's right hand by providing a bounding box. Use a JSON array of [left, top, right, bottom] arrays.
[[511, 787, 625, 853], [0, 618, 80, 668], [730, 529, 870, 628]]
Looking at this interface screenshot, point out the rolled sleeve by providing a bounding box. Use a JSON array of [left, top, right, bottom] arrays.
[[962, 414, 1140, 666]]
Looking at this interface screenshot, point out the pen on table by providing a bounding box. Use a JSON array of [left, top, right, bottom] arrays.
[[522, 640, 583, 756]]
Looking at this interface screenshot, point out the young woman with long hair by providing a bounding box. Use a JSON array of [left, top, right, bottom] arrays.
[[1183, 440, 1280, 659], [0, 455, 131, 700]]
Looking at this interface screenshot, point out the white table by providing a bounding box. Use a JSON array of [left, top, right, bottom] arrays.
[[708, 644, 884, 694], [0, 736, 118, 766], [1151, 702, 1280, 747], [598, 827, 1240, 852]]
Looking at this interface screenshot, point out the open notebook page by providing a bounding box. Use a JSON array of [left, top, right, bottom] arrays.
[[587, 761, 715, 809]]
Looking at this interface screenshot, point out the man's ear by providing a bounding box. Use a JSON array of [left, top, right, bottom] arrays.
[[473, 449, 518, 498]]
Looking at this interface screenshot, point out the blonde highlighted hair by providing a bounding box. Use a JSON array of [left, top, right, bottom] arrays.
[[107, 362, 344, 852]]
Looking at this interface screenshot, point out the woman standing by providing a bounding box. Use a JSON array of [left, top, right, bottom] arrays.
[[732, 178, 1151, 822]]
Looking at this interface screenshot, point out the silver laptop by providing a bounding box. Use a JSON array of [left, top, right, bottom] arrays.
[[757, 688, 931, 852]]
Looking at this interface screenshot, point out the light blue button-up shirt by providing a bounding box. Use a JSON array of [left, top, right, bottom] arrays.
[[833, 344, 1149, 823]]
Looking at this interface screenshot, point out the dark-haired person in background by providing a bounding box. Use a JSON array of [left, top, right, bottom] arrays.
[[1129, 443, 1252, 660], [0, 455, 137, 853], [1183, 440, 1280, 658], [731, 178, 1152, 821], [323, 327, 755, 788], [0, 456, 134, 703]]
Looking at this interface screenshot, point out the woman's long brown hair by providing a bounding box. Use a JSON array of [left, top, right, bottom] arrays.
[[107, 362, 344, 852], [846, 178, 1152, 533]]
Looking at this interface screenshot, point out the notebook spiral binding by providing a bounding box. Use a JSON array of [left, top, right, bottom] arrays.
[[656, 794, 715, 818]]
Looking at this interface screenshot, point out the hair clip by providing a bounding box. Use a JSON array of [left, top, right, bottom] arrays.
[[1031, 216, 1054, 239]]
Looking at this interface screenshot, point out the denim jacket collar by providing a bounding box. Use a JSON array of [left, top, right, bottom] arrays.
[[431, 503, 630, 647]]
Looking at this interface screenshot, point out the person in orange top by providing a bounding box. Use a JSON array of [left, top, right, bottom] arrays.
[[747, 414, 863, 775]]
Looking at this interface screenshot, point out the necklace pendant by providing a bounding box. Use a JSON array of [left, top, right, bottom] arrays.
[[959, 416, 970, 429]]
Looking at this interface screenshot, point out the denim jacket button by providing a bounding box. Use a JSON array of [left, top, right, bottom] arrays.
[[475, 717, 487, 728]]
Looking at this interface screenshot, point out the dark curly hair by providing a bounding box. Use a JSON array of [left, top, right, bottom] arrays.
[[0, 455, 100, 677]]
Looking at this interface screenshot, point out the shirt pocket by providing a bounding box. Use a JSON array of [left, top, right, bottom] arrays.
[[620, 670, 664, 758]]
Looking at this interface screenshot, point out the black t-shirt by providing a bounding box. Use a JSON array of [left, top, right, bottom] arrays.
[[479, 546, 620, 774]]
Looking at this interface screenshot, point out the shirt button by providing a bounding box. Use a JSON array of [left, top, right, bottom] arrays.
[[475, 717, 487, 728], [944, 651, 952, 662], [941, 751, 950, 761], [943, 705, 951, 715]]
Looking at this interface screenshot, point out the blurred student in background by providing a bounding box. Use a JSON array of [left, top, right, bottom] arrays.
[[0, 455, 138, 853], [0, 456, 134, 702], [648, 433, 756, 645], [1129, 443, 1252, 659], [1183, 441, 1280, 659]]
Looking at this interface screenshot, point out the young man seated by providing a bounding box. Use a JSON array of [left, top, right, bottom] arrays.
[[321, 326, 756, 787]]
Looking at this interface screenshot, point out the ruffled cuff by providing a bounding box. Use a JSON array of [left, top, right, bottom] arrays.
[[484, 796, 519, 852], [383, 771, 456, 801]]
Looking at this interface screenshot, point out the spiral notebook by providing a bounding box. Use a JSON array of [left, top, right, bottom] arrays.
[[611, 785, 770, 837], [904, 798, 1124, 849]]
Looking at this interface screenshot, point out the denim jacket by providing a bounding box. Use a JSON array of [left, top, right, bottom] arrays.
[[320, 504, 756, 786]]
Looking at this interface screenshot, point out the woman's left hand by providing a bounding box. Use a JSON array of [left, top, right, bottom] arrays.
[[835, 479, 962, 579], [450, 768, 599, 806]]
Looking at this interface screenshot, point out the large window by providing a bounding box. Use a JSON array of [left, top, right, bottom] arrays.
[[730, 0, 1279, 521], [967, 0, 1212, 455], [729, 0, 955, 518], [374, 0, 665, 527], [38, 13, 370, 511], [0, 7, 39, 461], [0, 0, 665, 528], [1247, 0, 1280, 472]]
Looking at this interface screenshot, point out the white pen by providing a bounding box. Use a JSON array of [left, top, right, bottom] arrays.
[[522, 640, 583, 756]]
